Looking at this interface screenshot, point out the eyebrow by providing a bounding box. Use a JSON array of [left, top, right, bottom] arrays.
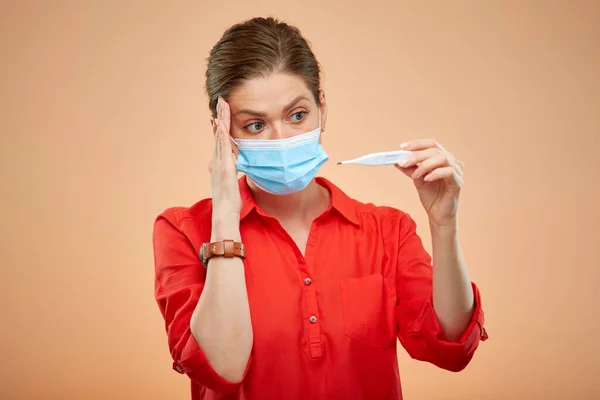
[[233, 95, 310, 118]]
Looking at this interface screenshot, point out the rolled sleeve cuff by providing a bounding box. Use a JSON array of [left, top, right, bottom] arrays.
[[172, 331, 251, 394], [409, 282, 488, 371]]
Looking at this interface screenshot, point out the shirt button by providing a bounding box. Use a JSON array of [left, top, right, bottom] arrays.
[[309, 316, 318, 324], [304, 278, 312, 286], [175, 364, 183, 373]]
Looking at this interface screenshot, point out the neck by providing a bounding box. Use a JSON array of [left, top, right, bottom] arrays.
[[247, 178, 330, 223]]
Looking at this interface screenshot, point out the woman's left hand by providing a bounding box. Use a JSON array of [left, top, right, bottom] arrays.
[[395, 139, 464, 229]]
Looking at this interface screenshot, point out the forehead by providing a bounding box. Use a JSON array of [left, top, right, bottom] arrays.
[[228, 72, 313, 111]]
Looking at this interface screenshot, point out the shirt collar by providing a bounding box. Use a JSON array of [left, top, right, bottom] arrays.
[[239, 176, 256, 221], [238, 175, 360, 226]]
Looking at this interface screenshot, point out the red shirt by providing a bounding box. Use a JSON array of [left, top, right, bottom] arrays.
[[153, 176, 488, 400]]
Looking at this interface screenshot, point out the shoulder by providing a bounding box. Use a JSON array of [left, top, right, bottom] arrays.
[[342, 188, 415, 226], [354, 201, 408, 220], [321, 177, 413, 226], [354, 200, 418, 237], [324, 176, 417, 238], [153, 197, 214, 245], [152, 199, 214, 283]]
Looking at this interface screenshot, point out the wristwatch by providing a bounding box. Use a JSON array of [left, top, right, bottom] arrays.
[[200, 240, 245, 267]]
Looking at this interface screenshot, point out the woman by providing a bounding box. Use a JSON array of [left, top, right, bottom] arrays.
[[153, 16, 488, 400]]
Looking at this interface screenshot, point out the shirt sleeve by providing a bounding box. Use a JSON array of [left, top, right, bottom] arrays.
[[394, 212, 488, 372], [152, 210, 251, 393]]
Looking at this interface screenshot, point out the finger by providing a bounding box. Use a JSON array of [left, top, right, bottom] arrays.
[[216, 97, 234, 157], [218, 125, 233, 159], [455, 159, 465, 175], [394, 164, 417, 178], [216, 97, 222, 120], [220, 97, 232, 135], [411, 153, 453, 180], [397, 147, 441, 168], [215, 122, 221, 161], [211, 100, 225, 173], [215, 99, 227, 159], [213, 97, 224, 135], [423, 166, 462, 186], [400, 138, 447, 152], [209, 119, 218, 173]]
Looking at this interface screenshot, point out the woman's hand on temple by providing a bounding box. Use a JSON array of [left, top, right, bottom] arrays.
[[210, 97, 242, 235]]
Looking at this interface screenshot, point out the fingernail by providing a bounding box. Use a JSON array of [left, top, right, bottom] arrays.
[[398, 160, 409, 167], [400, 142, 409, 149]]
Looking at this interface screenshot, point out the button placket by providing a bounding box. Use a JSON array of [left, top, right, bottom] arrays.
[[301, 272, 322, 357], [302, 223, 323, 358]]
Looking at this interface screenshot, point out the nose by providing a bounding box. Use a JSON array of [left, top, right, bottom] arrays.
[[269, 121, 294, 140]]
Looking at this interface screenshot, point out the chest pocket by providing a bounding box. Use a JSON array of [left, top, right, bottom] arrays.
[[340, 273, 397, 350]]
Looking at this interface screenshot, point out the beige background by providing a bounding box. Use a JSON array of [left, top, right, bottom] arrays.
[[1, 1, 599, 399]]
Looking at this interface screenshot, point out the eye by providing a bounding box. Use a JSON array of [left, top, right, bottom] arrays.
[[291, 111, 307, 122], [244, 121, 264, 132]]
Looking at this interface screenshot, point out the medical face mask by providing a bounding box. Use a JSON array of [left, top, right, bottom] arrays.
[[234, 122, 329, 195]]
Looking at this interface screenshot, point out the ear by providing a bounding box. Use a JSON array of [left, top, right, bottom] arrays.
[[319, 89, 328, 133]]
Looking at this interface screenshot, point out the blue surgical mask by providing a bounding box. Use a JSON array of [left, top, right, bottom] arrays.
[[234, 123, 328, 195]]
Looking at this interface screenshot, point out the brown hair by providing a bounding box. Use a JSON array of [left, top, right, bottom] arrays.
[[205, 17, 322, 118]]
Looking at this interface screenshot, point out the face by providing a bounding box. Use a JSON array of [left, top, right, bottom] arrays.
[[214, 71, 327, 140]]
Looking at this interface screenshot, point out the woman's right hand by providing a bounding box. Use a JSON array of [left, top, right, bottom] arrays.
[[210, 97, 242, 239]]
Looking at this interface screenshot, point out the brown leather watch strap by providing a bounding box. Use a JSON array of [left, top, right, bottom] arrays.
[[200, 240, 245, 267]]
